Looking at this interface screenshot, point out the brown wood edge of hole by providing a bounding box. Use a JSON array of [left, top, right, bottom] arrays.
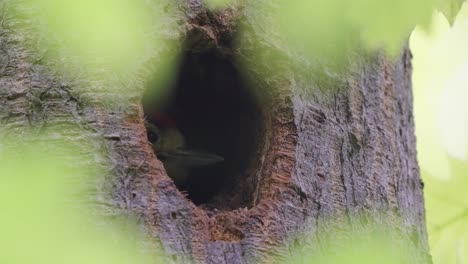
[[135, 97, 299, 243], [137, 7, 300, 244]]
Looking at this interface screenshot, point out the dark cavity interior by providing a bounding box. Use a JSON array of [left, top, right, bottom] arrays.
[[143, 48, 265, 208]]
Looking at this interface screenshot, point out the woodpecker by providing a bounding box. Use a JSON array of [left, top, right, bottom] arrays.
[[145, 113, 224, 186]]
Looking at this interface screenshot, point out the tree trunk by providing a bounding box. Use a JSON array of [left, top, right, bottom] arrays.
[[0, 1, 430, 263]]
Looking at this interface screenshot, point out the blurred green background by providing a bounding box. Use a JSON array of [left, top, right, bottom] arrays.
[[411, 5, 468, 264]]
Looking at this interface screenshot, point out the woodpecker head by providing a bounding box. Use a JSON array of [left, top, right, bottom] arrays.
[[145, 113, 224, 167]]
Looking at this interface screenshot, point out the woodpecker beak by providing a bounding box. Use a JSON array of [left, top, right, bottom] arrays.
[[157, 148, 224, 167]]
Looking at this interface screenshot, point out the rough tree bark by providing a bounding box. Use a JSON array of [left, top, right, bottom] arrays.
[[0, 0, 430, 263]]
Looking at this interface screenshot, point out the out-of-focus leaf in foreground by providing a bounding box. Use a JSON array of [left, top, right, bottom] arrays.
[[410, 5, 468, 263], [411, 7, 468, 179], [33, 0, 155, 69], [287, 224, 417, 264], [0, 141, 157, 264], [205, 0, 234, 9], [436, 0, 466, 25], [424, 158, 468, 264], [243, 0, 434, 72], [8, 0, 177, 96]]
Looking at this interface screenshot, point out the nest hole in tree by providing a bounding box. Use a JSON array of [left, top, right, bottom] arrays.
[[143, 47, 267, 208]]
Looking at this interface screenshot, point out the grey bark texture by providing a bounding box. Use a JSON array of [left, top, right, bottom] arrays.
[[0, 0, 430, 263]]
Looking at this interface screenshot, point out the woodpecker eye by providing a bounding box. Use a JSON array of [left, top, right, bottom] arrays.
[[147, 130, 159, 143]]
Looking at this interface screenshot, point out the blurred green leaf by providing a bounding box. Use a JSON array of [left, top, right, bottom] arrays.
[[0, 139, 159, 264], [8, 0, 177, 99], [411, 7, 468, 179], [205, 0, 234, 9], [437, 0, 466, 25], [241, 0, 435, 79], [32, 0, 156, 70], [423, 158, 468, 264], [411, 5, 468, 263], [286, 223, 417, 264], [276, 0, 433, 58]]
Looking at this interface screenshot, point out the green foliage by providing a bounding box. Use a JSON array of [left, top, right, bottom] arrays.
[[284, 222, 420, 264], [411, 9, 468, 180], [8, 0, 178, 101], [204, 0, 234, 9], [240, 0, 466, 76], [0, 140, 158, 264], [30, 0, 157, 70], [411, 6, 468, 263], [437, 0, 467, 25], [424, 158, 468, 264], [253, 0, 434, 68]]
